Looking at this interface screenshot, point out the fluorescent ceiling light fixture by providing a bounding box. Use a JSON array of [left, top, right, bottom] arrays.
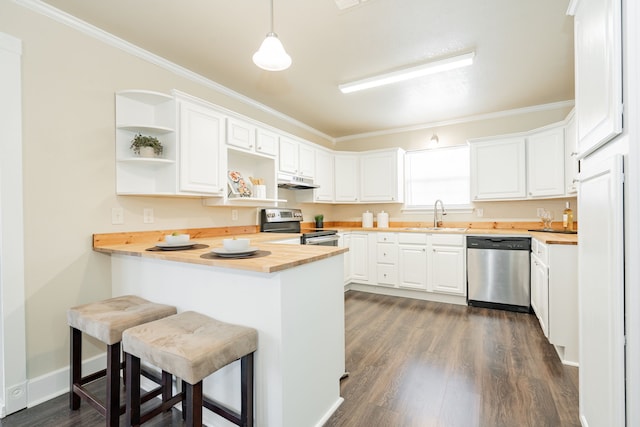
[[253, 0, 291, 71], [339, 52, 475, 94]]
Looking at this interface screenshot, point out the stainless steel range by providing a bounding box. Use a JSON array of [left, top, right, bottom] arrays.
[[260, 208, 339, 246]]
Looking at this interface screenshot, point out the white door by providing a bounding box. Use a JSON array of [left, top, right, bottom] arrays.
[[470, 137, 527, 200], [349, 233, 370, 283], [527, 127, 565, 197], [278, 137, 298, 174], [178, 100, 224, 194], [0, 32, 27, 415], [334, 155, 359, 202], [578, 154, 625, 427], [360, 151, 398, 202], [571, 0, 623, 157], [398, 244, 427, 290], [430, 246, 465, 295]]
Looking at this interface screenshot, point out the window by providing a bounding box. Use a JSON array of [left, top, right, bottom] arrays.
[[405, 145, 470, 209]]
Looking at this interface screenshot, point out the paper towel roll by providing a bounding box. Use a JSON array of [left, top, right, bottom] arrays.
[[362, 211, 373, 228], [377, 211, 389, 228]]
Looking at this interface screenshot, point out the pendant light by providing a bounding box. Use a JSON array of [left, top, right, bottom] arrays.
[[253, 0, 291, 71]]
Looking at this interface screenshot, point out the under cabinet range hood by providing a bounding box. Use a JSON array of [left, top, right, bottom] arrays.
[[276, 173, 319, 190]]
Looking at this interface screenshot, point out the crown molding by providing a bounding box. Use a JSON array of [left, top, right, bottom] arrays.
[[13, 0, 334, 142], [334, 100, 575, 143]]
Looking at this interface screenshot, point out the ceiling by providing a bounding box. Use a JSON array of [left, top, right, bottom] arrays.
[[42, 0, 574, 140]]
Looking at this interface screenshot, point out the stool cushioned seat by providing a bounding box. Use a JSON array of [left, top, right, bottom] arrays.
[[68, 295, 177, 345], [123, 311, 258, 385]]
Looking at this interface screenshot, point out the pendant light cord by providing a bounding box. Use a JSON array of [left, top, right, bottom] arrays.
[[269, 0, 275, 33]]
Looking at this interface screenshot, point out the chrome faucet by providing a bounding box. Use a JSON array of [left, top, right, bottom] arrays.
[[433, 199, 446, 228]]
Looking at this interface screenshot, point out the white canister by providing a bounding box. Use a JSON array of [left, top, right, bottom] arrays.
[[362, 211, 374, 228], [254, 184, 266, 199], [377, 211, 389, 228]]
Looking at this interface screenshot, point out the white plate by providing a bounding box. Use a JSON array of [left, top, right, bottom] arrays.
[[211, 246, 259, 257], [156, 241, 197, 249]]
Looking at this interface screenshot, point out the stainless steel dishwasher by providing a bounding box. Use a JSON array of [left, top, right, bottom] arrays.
[[467, 236, 531, 313]]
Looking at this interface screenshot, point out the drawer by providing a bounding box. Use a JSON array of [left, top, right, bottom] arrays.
[[532, 238, 548, 264], [398, 233, 428, 244], [377, 264, 398, 285], [377, 232, 397, 243], [377, 243, 398, 264], [431, 234, 464, 246]]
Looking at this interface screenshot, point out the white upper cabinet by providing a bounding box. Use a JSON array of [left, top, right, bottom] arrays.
[[564, 110, 579, 194], [255, 127, 278, 157], [527, 126, 565, 197], [226, 117, 277, 157], [569, 0, 623, 158], [470, 136, 527, 200], [279, 137, 315, 178], [470, 116, 576, 201], [314, 149, 334, 202], [226, 117, 255, 152], [176, 95, 225, 195], [360, 148, 404, 203], [334, 153, 359, 202]]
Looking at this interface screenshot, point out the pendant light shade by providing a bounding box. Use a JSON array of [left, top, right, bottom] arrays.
[[253, 0, 291, 71], [253, 32, 291, 71]]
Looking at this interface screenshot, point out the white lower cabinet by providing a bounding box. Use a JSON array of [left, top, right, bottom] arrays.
[[531, 249, 550, 337], [348, 232, 466, 301], [430, 234, 466, 295], [531, 237, 578, 365], [339, 233, 351, 285], [398, 233, 428, 290], [349, 232, 371, 284], [376, 233, 398, 286]]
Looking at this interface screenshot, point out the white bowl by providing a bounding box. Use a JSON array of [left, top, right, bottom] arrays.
[[165, 233, 190, 244], [223, 238, 250, 251]]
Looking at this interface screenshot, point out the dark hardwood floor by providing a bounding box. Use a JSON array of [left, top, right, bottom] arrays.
[[0, 290, 578, 427], [326, 291, 579, 427]]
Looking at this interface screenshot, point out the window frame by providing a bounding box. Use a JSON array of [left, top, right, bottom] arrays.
[[403, 145, 472, 213]]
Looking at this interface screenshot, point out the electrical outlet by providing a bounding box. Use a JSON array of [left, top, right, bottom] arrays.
[[231, 209, 238, 221], [476, 208, 484, 217], [536, 208, 545, 217], [111, 207, 124, 225], [143, 208, 154, 224]]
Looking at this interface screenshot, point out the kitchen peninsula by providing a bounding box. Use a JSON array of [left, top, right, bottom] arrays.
[[93, 230, 348, 427]]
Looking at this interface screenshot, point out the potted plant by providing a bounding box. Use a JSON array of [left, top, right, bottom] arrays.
[[130, 133, 163, 157], [314, 214, 324, 229]]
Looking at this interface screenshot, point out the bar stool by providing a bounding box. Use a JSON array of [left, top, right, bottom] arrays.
[[67, 295, 177, 426], [122, 311, 258, 427]]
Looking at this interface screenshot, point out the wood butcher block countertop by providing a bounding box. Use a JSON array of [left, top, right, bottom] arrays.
[[93, 230, 347, 273], [332, 220, 578, 245]]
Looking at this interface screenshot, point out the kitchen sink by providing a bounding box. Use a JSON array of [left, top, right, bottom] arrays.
[[403, 227, 468, 232]]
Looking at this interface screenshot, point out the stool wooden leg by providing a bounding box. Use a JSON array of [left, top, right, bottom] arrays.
[[161, 371, 172, 408], [106, 342, 121, 427], [181, 380, 187, 421], [241, 353, 254, 427], [185, 381, 203, 427], [126, 352, 141, 427], [70, 327, 81, 410]]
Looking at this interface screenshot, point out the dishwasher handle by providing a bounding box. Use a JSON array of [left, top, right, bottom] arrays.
[[467, 236, 531, 250]]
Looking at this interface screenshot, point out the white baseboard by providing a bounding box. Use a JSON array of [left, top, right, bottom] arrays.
[[27, 353, 106, 408], [314, 397, 344, 427]]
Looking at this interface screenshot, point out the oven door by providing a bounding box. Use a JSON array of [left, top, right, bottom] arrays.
[[303, 234, 339, 246]]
